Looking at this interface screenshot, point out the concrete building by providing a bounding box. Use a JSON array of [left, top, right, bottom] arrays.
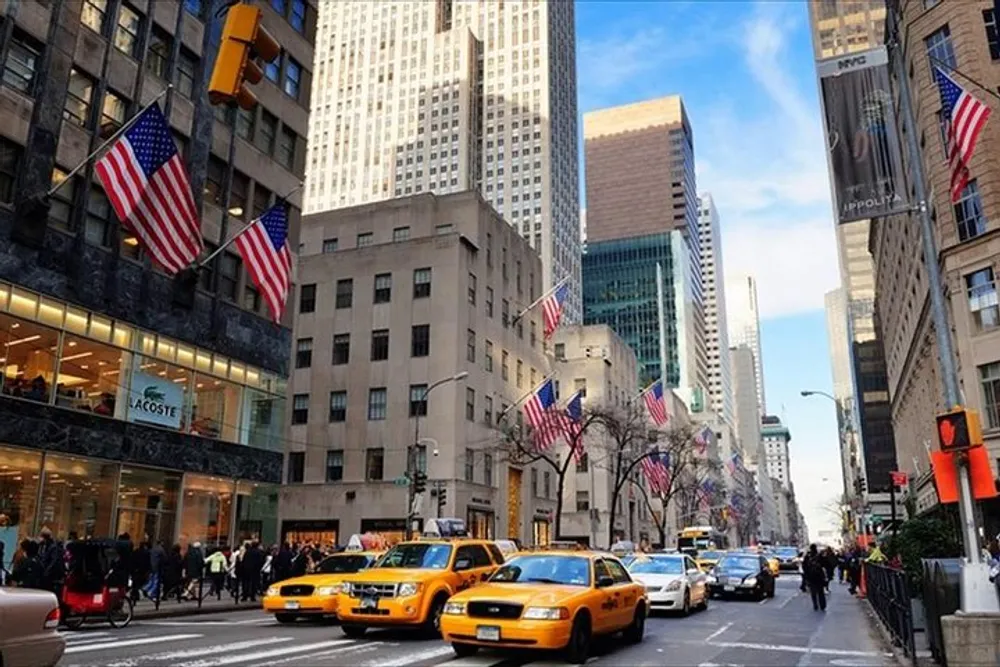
[[304, 0, 582, 323], [0, 0, 314, 554], [698, 193, 736, 432], [870, 0, 1000, 533], [731, 344, 777, 542], [808, 0, 887, 61], [550, 325, 655, 548], [761, 415, 792, 489], [727, 274, 765, 415], [281, 191, 559, 545]]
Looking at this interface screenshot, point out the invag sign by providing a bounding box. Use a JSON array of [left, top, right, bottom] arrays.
[[127, 369, 183, 429]]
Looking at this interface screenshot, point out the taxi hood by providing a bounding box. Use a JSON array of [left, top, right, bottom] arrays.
[[341, 568, 445, 584], [453, 582, 588, 606]]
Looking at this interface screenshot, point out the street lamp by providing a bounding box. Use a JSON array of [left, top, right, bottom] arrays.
[[406, 371, 468, 538], [800, 389, 836, 401]]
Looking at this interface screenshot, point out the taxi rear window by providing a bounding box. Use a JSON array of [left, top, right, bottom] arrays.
[[318, 555, 372, 574]]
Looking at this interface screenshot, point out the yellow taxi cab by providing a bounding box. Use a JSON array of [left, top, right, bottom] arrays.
[[262, 534, 386, 623], [335, 519, 503, 638], [761, 551, 781, 577], [440, 550, 647, 664], [695, 549, 726, 572]]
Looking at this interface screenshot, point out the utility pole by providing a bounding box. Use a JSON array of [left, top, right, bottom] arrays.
[[888, 5, 995, 612]]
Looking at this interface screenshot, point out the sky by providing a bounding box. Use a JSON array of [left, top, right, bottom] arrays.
[[576, 0, 844, 541]]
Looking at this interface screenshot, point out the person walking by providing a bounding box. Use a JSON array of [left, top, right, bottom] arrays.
[[37, 528, 64, 596], [183, 542, 205, 601], [163, 544, 184, 601], [10, 540, 44, 589], [240, 542, 263, 601], [273, 542, 293, 584], [802, 544, 829, 611], [821, 547, 837, 593], [144, 540, 166, 599], [205, 547, 228, 600]]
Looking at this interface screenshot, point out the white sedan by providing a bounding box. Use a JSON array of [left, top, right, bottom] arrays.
[[627, 553, 709, 615]]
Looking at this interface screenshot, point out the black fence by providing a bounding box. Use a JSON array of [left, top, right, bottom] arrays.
[[865, 563, 916, 658]]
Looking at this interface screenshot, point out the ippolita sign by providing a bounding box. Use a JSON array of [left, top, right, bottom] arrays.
[[127, 370, 183, 429]]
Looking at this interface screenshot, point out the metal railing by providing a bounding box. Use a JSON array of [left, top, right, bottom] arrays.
[[865, 563, 916, 658]]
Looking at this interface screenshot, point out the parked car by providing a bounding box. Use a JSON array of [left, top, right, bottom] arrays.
[[0, 587, 65, 667]]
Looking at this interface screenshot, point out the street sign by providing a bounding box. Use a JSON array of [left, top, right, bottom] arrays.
[[890, 471, 908, 487], [393, 477, 410, 486]]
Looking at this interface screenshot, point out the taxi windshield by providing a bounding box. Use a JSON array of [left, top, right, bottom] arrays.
[[629, 557, 684, 575], [490, 555, 591, 586], [698, 551, 723, 560], [376, 543, 452, 569], [317, 555, 372, 574], [719, 555, 760, 571], [775, 547, 799, 558]]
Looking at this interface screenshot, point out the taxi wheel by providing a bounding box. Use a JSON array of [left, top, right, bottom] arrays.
[[452, 642, 479, 658], [623, 604, 646, 644], [275, 613, 297, 624], [563, 613, 591, 664], [341, 624, 367, 639], [423, 594, 448, 637]]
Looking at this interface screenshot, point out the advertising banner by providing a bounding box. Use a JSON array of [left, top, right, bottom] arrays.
[[817, 47, 910, 223], [127, 369, 184, 429]]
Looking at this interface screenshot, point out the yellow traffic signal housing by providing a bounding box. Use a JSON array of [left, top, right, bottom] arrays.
[[936, 407, 983, 452], [208, 3, 280, 110]]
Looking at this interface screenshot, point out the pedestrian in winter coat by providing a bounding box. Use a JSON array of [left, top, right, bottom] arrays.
[[163, 544, 184, 599], [240, 542, 264, 601], [802, 544, 829, 611], [37, 528, 64, 594], [205, 548, 228, 600], [274, 543, 293, 583], [144, 541, 166, 598], [11, 540, 44, 589], [183, 542, 205, 600]]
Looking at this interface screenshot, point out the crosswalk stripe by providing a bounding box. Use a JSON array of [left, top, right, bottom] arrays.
[[360, 645, 455, 667], [103, 637, 296, 666], [246, 641, 386, 667], [172, 639, 355, 667], [64, 634, 203, 655], [65, 634, 149, 647]]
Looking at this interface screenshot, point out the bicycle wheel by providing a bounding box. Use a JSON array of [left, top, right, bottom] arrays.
[[108, 597, 134, 628], [63, 612, 87, 630]]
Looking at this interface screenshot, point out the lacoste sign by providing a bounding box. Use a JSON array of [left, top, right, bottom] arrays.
[[127, 370, 183, 429]]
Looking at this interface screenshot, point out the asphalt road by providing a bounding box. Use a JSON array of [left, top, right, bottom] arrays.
[[57, 578, 895, 667]]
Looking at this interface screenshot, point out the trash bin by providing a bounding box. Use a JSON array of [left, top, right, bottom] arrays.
[[921, 558, 962, 666]]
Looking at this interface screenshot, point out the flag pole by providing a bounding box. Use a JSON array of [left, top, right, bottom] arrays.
[[47, 85, 173, 199], [497, 373, 556, 422], [511, 276, 569, 325], [196, 181, 303, 269], [929, 55, 1000, 104]]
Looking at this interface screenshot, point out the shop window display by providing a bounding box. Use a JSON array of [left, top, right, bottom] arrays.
[[0, 312, 58, 404], [239, 387, 285, 452], [0, 445, 42, 571], [55, 334, 129, 418], [127, 356, 192, 432], [179, 474, 235, 548], [38, 454, 117, 540], [235, 480, 278, 546], [117, 466, 180, 547], [191, 376, 241, 443]]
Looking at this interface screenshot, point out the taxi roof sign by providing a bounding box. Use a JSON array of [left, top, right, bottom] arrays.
[[346, 532, 387, 552], [423, 518, 467, 539]]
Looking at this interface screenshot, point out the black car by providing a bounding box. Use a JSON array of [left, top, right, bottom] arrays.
[[707, 553, 775, 600], [773, 547, 801, 571]]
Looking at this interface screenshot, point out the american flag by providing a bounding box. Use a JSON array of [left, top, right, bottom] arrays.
[[542, 281, 569, 339], [640, 446, 671, 494], [726, 451, 742, 476], [693, 425, 712, 454], [642, 379, 669, 426], [564, 390, 585, 461], [934, 66, 991, 203], [234, 205, 293, 322], [95, 103, 202, 274], [523, 379, 564, 450]]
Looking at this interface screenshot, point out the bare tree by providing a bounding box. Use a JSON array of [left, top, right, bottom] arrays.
[[729, 471, 761, 547], [673, 455, 723, 531]]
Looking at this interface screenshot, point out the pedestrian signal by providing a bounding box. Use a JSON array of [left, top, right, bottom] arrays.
[[936, 408, 982, 452]]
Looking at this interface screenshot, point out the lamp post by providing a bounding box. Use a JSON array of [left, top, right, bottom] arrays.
[[406, 371, 468, 539]]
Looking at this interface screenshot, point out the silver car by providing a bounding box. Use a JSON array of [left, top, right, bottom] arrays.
[[0, 587, 66, 667]]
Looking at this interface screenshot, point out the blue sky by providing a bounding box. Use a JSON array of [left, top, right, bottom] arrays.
[[576, 1, 844, 540]]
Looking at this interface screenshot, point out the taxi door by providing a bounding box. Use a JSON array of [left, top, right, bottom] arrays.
[[603, 558, 639, 630], [452, 545, 494, 593], [592, 559, 619, 634]]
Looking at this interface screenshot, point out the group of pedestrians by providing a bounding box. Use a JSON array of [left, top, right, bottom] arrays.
[[1, 527, 69, 593], [799, 544, 871, 611]]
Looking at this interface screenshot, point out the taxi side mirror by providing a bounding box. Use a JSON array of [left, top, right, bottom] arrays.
[[454, 558, 472, 571], [597, 575, 614, 588]]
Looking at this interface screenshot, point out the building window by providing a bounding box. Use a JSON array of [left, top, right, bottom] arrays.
[[81, 0, 108, 33], [295, 337, 313, 368], [236, 107, 255, 141], [84, 187, 113, 247], [336, 279, 353, 308], [925, 25, 956, 70], [368, 388, 387, 421], [146, 29, 170, 80], [290, 0, 306, 32], [554, 343, 566, 360], [299, 283, 316, 313], [3, 31, 41, 95], [99, 90, 127, 136], [466, 329, 476, 362], [411, 324, 430, 357], [531, 468, 538, 496], [284, 58, 302, 99], [466, 387, 475, 421], [409, 384, 428, 417], [979, 362, 1000, 428], [258, 110, 277, 154], [465, 448, 475, 482], [329, 391, 346, 422], [357, 232, 374, 247], [955, 180, 987, 241], [393, 226, 410, 242], [265, 58, 280, 84], [576, 490, 590, 512], [501, 351, 509, 381], [374, 273, 392, 303], [322, 238, 338, 253], [502, 299, 510, 327], [184, 0, 202, 16], [218, 253, 240, 301], [48, 168, 75, 229], [414, 268, 432, 298], [277, 127, 296, 169], [484, 395, 493, 425], [967, 268, 1000, 331], [485, 340, 494, 372], [516, 360, 524, 388], [64, 68, 94, 127], [484, 454, 493, 486], [985, 9, 1000, 60], [252, 185, 271, 218], [530, 321, 537, 347], [574, 378, 587, 398], [371, 329, 389, 361], [270, 0, 286, 13], [326, 450, 343, 482], [332, 334, 350, 365], [435, 223, 453, 235], [576, 452, 589, 473], [114, 4, 141, 57], [543, 471, 551, 499], [365, 448, 385, 481], [485, 287, 494, 317], [0, 139, 22, 204], [286, 452, 304, 483], [291, 394, 309, 424], [468, 273, 477, 305]]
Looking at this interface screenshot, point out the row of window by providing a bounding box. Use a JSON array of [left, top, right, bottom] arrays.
[[291, 382, 489, 426]]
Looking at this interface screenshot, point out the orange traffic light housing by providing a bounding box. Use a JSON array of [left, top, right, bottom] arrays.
[[935, 407, 983, 452], [208, 3, 280, 110]]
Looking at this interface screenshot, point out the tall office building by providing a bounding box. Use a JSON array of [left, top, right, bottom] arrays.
[[304, 0, 582, 322], [809, 0, 887, 60], [698, 193, 735, 431], [731, 345, 778, 541], [0, 0, 314, 551], [581, 97, 708, 404], [761, 415, 792, 489], [727, 274, 765, 415], [826, 287, 864, 523]]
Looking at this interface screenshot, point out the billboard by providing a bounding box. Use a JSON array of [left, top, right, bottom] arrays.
[[818, 47, 910, 223]]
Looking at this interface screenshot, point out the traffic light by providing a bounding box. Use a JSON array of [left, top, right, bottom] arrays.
[[413, 471, 427, 495], [209, 3, 280, 110], [936, 407, 983, 452], [859, 477, 868, 494], [437, 487, 447, 510]]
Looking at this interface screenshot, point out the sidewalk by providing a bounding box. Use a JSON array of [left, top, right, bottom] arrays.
[[132, 594, 262, 620], [812, 582, 900, 665]]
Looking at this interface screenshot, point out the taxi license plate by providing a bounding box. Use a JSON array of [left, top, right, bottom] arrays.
[[360, 596, 378, 610], [476, 626, 501, 642], [284, 600, 300, 610], [724, 585, 736, 592]]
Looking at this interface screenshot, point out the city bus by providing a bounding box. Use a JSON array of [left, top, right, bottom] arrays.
[[676, 526, 729, 555]]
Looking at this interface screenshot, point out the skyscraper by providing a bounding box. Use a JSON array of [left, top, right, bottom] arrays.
[[731, 345, 778, 541], [305, 0, 582, 321], [727, 275, 765, 415], [761, 415, 792, 489], [698, 194, 735, 430]]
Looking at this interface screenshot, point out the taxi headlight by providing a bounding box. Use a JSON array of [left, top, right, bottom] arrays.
[[398, 582, 421, 597], [443, 601, 466, 615], [265, 586, 279, 597], [523, 607, 570, 620], [743, 576, 757, 587], [316, 586, 338, 596], [665, 579, 683, 592]]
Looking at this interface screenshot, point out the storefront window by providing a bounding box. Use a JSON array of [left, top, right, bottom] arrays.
[[239, 388, 285, 451], [55, 334, 129, 419], [38, 454, 117, 540], [127, 357, 192, 432], [281, 519, 338, 549], [117, 466, 180, 546], [179, 474, 234, 548], [360, 518, 412, 546], [0, 445, 42, 570], [235, 481, 278, 546], [532, 519, 551, 548], [466, 509, 495, 540], [0, 312, 58, 404], [192, 375, 241, 443]]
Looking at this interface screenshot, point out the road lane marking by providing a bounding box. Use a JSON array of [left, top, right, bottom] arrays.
[[64, 634, 203, 654], [246, 641, 386, 667], [142, 619, 274, 626], [62, 634, 129, 646], [779, 591, 799, 608], [60, 631, 112, 640], [707, 640, 892, 657], [103, 637, 296, 666], [704, 622, 732, 642], [359, 645, 455, 667], [173, 639, 355, 667], [758, 597, 769, 605]]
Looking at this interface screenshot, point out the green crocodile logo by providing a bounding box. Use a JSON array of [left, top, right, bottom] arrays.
[[144, 386, 166, 402]]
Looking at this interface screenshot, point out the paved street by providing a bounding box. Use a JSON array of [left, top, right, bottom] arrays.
[[58, 578, 895, 667]]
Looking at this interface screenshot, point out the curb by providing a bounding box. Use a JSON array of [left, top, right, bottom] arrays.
[[862, 598, 919, 667], [133, 602, 263, 620]]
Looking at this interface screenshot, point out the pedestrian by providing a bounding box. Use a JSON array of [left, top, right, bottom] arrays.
[[274, 542, 293, 584], [241, 542, 263, 601], [144, 540, 166, 599], [802, 544, 828, 611], [11, 539, 44, 589], [822, 547, 836, 593], [205, 547, 227, 600], [164, 544, 184, 601], [183, 542, 205, 600], [130, 539, 150, 603], [37, 527, 64, 595], [847, 548, 862, 595]]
